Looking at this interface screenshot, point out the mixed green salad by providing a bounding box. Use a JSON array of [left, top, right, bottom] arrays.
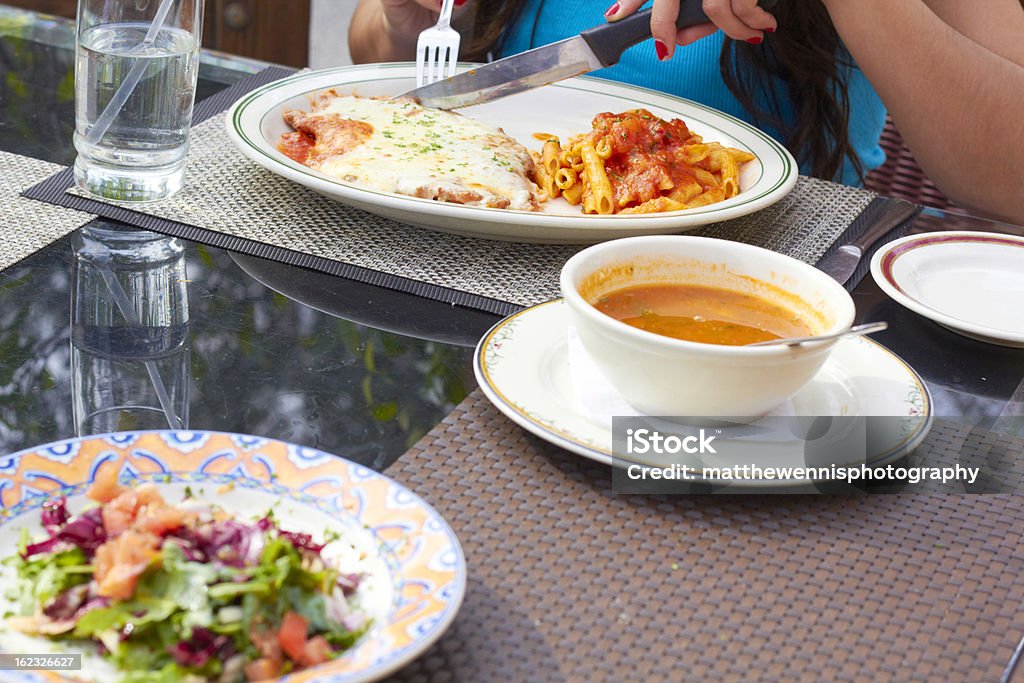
[[2, 469, 371, 682]]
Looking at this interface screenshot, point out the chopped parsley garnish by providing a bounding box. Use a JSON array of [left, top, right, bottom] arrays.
[[490, 153, 512, 169]]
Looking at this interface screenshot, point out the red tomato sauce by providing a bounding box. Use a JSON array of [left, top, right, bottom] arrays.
[[588, 110, 702, 206], [277, 131, 315, 164]]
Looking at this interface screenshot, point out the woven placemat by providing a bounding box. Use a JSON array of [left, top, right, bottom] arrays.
[[22, 67, 889, 316], [382, 389, 1024, 682], [0, 151, 95, 271]]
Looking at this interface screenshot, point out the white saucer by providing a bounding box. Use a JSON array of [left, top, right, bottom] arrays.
[[870, 231, 1024, 348], [474, 300, 932, 486]]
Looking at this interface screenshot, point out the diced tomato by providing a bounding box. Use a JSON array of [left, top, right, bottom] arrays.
[[93, 531, 160, 599], [277, 611, 308, 662], [85, 465, 125, 503], [300, 635, 332, 668], [243, 658, 281, 682]]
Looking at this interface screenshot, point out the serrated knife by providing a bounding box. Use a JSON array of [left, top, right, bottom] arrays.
[[402, 0, 777, 110], [817, 200, 920, 285]]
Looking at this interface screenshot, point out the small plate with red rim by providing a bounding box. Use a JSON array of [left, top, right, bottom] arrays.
[[870, 231, 1024, 348]]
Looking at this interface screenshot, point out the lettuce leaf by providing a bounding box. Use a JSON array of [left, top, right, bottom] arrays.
[[10, 546, 91, 611]]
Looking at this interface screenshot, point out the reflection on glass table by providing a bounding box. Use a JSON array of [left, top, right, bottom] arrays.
[[0, 226, 473, 468], [0, 7, 473, 467], [71, 224, 190, 433], [230, 253, 499, 348]]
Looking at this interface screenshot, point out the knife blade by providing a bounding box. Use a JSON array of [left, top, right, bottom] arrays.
[[402, 0, 776, 110], [817, 199, 920, 285]]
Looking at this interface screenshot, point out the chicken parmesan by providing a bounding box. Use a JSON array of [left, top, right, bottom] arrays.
[[279, 90, 542, 211]]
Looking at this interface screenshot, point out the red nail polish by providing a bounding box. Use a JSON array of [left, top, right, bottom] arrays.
[[655, 39, 669, 61], [455, 0, 467, 5], [604, 2, 620, 17], [747, 36, 763, 44], [765, 27, 775, 33]]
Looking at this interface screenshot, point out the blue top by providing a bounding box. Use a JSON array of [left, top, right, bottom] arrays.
[[497, 0, 887, 185]]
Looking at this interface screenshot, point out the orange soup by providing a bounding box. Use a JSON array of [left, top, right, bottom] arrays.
[[592, 283, 813, 345]]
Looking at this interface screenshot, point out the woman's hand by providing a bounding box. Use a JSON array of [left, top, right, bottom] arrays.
[[607, 0, 777, 61], [351, 0, 467, 64], [379, 0, 447, 45]]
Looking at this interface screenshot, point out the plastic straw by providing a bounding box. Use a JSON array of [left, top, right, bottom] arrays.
[[95, 256, 184, 430], [84, 0, 178, 146]]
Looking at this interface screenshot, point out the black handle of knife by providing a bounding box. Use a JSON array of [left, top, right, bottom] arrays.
[[581, 0, 778, 68], [849, 199, 920, 252]]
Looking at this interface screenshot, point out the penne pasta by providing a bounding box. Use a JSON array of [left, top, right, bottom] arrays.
[[727, 148, 757, 164], [619, 196, 688, 214], [667, 176, 704, 204], [541, 138, 562, 177], [562, 182, 584, 205], [535, 162, 558, 200], [580, 140, 615, 215], [685, 186, 727, 208], [531, 109, 755, 215], [555, 167, 578, 190], [712, 148, 740, 199], [681, 144, 711, 167], [691, 167, 720, 190]]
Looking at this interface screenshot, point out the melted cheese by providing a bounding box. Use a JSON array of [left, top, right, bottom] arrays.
[[283, 93, 541, 211]]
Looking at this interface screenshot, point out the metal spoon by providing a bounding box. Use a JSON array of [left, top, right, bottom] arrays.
[[748, 321, 889, 348]]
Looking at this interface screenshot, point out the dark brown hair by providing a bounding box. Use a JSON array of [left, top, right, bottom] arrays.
[[465, 0, 863, 183]]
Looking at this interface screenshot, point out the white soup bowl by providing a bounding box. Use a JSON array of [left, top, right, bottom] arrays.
[[559, 235, 856, 417]]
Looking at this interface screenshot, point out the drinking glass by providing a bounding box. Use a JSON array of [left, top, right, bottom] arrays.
[[71, 222, 191, 434], [73, 0, 204, 201]]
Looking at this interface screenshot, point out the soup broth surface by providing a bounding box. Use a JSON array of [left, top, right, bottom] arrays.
[[593, 283, 812, 345]]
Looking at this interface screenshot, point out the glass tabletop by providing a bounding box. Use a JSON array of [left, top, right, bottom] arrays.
[[0, 6, 475, 468], [1, 4, 1022, 470]]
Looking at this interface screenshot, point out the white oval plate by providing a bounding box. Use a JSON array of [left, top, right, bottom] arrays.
[[474, 300, 932, 488], [225, 63, 798, 244], [870, 231, 1024, 348]]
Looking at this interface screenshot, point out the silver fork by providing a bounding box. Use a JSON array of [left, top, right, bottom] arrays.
[[415, 0, 460, 87]]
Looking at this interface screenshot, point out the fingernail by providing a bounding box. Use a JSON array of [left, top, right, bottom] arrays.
[[604, 2, 620, 17], [455, 0, 467, 5], [655, 39, 669, 61], [765, 27, 775, 33], [747, 36, 763, 44]]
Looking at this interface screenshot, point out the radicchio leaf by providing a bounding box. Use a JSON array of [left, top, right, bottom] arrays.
[[258, 516, 325, 554], [41, 498, 70, 534], [23, 508, 106, 559], [166, 519, 260, 568], [166, 627, 234, 668]]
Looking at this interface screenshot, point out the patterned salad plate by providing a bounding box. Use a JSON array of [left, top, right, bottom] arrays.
[[475, 300, 933, 488], [0, 431, 465, 682], [871, 231, 1024, 348]]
